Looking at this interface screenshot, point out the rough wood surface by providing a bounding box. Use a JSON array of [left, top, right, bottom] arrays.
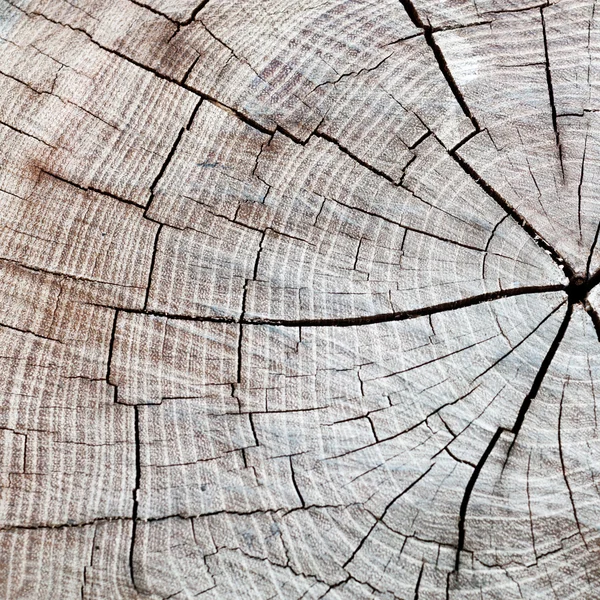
[[1, 0, 599, 597]]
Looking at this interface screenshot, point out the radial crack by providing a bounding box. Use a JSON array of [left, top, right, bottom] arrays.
[[455, 301, 572, 570], [541, 6, 564, 176], [129, 405, 142, 592], [397, 0, 481, 131]]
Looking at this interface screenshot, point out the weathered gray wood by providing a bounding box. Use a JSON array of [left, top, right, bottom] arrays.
[[1, 0, 599, 598]]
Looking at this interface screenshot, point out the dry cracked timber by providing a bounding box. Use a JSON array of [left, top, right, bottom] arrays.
[[1, 0, 600, 598]]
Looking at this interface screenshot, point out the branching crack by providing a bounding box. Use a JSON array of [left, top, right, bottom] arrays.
[[343, 466, 434, 568], [126, 0, 211, 27], [449, 148, 573, 280]]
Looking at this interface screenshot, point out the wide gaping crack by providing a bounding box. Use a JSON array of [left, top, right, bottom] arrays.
[[448, 197, 600, 574]]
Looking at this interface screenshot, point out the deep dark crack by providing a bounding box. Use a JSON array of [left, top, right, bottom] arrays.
[[566, 270, 600, 304]]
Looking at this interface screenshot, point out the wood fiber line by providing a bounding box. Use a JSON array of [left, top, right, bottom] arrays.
[[1, 0, 600, 598]]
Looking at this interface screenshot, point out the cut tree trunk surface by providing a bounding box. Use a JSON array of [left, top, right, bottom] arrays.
[[0, 0, 599, 598]]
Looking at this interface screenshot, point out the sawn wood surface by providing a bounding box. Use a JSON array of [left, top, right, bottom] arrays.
[[0, 0, 599, 598]]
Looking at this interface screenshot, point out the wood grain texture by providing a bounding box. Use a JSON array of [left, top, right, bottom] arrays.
[[1, 0, 599, 598]]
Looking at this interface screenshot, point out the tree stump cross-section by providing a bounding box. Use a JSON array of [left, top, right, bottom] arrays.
[[1, 0, 600, 598]]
